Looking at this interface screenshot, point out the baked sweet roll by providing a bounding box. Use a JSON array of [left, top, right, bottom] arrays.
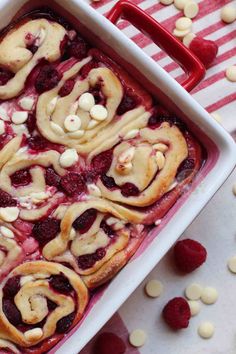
[[0, 261, 88, 352], [40, 199, 145, 288]]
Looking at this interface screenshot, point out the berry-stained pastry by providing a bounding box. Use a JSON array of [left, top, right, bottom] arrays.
[[0, 7, 203, 353]]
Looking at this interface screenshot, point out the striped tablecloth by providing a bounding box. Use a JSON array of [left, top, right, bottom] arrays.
[[81, 0, 236, 353]]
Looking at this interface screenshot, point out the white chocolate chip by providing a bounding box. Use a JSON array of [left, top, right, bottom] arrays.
[[188, 300, 201, 316], [19, 97, 35, 111], [118, 147, 135, 164], [0, 207, 19, 222], [0, 226, 14, 238], [47, 96, 58, 115], [90, 105, 108, 121], [145, 279, 163, 298], [50, 122, 64, 135], [59, 149, 78, 168], [20, 275, 34, 286], [12, 111, 28, 124], [174, 0, 191, 10], [87, 184, 102, 197], [24, 328, 43, 341], [68, 130, 85, 138], [160, 0, 174, 4], [184, 1, 199, 19], [156, 151, 165, 170], [0, 106, 10, 121], [173, 28, 191, 38], [175, 17, 192, 31], [226, 65, 236, 82], [211, 112, 222, 123], [129, 329, 147, 348], [123, 129, 139, 140], [64, 115, 81, 132], [154, 219, 162, 226], [0, 120, 5, 135], [78, 93, 95, 111], [201, 287, 218, 304], [153, 143, 168, 153], [227, 255, 236, 273], [185, 283, 203, 300], [198, 322, 214, 339], [183, 32, 196, 47], [221, 6, 236, 24], [87, 119, 99, 129]]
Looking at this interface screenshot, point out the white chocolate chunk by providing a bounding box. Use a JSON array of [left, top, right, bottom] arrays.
[[221, 6, 236, 24], [160, 0, 174, 4], [129, 329, 147, 347], [156, 151, 165, 170], [50, 121, 64, 135], [118, 147, 135, 164], [0, 207, 19, 222], [87, 184, 102, 197], [47, 96, 58, 115], [19, 97, 35, 111], [12, 111, 28, 124], [154, 219, 162, 226], [24, 328, 43, 341], [153, 143, 168, 153], [0, 226, 14, 238], [227, 255, 236, 273], [175, 17, 192, 31], [184, 1, 199, 19], [185, 283, 203, 300], [174, 0, 191, 10], [64, 114, 81, 132], [226, 65, 236, 82], [20, 275, 34, 286], [188, 300, 201, 316], [87, 119, 99, 130], [173, 28, 191, 38], [201, 287, 218, 304], [0, 106, 10, 121], [59, 149, 78, 168], [198, 322, 214, 339], [211, 112, 222, 123], [0, 120, 5, 135], [78, 93, 95, 111], [145, 279, 163, 298], [90, 105, 108, 121], [123, 129, 139, 140], [183, 32, 196, 47], [68, 130, 85, 138]]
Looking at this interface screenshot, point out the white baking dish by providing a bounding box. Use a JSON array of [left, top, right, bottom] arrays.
[[0, 0, 235, 353]]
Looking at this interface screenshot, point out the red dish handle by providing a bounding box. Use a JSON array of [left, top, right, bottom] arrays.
[[107, 0, 205, 92]]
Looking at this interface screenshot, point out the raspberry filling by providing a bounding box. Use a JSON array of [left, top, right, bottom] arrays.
[[101, 175, 116, 189], [27, 135, 48, 151], [3, 298, 22, 326], [26, 113, 37, 134], [35, 64, 63, 93], [58, 78, 75, 97], [72, 208, 97, 234], [67, 35, 89, 60], [92, 150, 113, 175], [60, 172, 86, 196], [49, 274, 73, 293], [10, 169, 32, 187], [177, 158, 195, 181], [100, 220, 114, 237], [31, 218, 60, 246], [77, 248, 106, 270], [0, 189, 17, 207], [120, 182, 140, 197], [45, 167, 61, 188], [3, 276, 21, 297], [117, 89, 141, 116], [56, 312, 75, 333], [0, 67, 14, 85], [80, 59, 98, 79]]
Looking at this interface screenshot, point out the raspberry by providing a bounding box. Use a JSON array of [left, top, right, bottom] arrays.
[[45, 167, 61, 188], [0, 189, 17, 207], [68, 36, 89, 60], [93, 332, 126, 354], [50, 274, 73, 293], [35, 65, 62, 93], [162, 297, 191, 330], [27, 44, 38, 54], [27, 135, 48, 151], [92, 150, 113, 175], [26, 113, 36, 133], [101, 174, 116, 189], [89, 85, 102, 104], [10, 169, 31, 187], [56, 312, 75, 333], [58, 79, 75, 97], [0, 67, 14, 85], [189, 37, 218, 68], [100, 220, 114, 237], [121, 183, 140, 197], [80, 60, 99, 79], [117, 89, 141, 116], [3, 276, 21, 298], [72, 208, 97, 234], [47, 299, 57, 311], [174, 239, 207, 273], [3, 299, 22, 326], [32, 218, 60, 246], [60, 173, 86, 196], [77, 248, 106, 270]]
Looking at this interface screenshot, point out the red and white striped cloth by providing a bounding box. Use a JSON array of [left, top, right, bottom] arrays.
[[81, 1, 236, 353]]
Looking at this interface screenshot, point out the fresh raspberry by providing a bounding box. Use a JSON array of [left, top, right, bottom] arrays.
[[72, 208, 97, 234], [162, 297, 191, 330], [93, 332, 126, 354], [10, 169, 31, 187], [0, 189, 17, 207], [68, 36, 89, 60], [35, 65, 62, 93], [77, 248, 106, 270], [3, 299, 22, 326], [27, 135, 48, 151], [58, 79, 75, 97], [174, 239, 207, 273], [50, 274, 73, 293], [117, 89, 141, 116], [189, 37, 218, 68], [60, 172, 86, 196], [32, 218, 60, 246], [56, 312, 75, 333], [0, 67, 14, 85], [121, 182, 140, 197], [3, 276, 21, 298], [26, 113, 36, 133], [92, 150, 113, 175], [45, 167, 61, 188]]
